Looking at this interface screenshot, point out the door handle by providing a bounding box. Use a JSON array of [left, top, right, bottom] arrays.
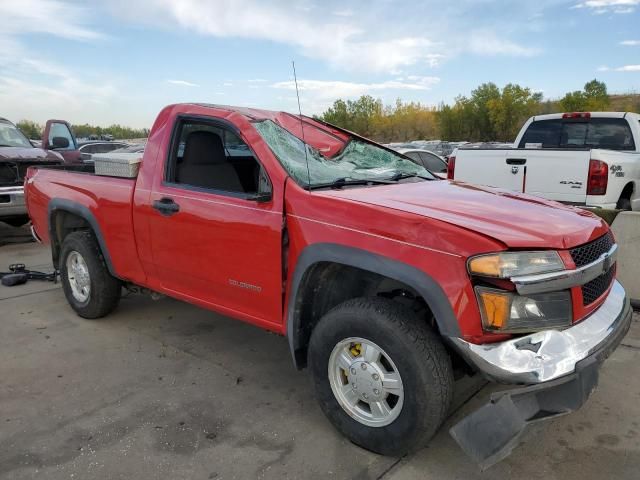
[[506, 158, 527, 165], [152, 197, 180, 216]]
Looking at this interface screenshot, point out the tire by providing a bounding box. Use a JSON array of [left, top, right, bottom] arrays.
[[308, 297, 453, 456], [617, 196, 632, 211], [59, 231, 121, 319], [3, 215, 30, 227]]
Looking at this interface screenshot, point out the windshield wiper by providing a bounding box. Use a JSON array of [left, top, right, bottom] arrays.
[[388, 172, 433, 181], [308, 177, 394, 190]]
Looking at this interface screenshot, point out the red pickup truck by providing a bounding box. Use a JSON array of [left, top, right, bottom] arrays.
[[24, 103, 631, 466]]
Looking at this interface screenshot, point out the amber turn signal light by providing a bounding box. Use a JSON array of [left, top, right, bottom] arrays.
[[476, 289, 510, 330]]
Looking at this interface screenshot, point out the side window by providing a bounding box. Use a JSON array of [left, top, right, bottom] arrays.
[[95, 143, 119, 153], [419, 152, 447, 173], [167, 120, 267, 196], [80, 144, 96, 154], [48, 122, 76, 150], [404, 151, 424, 166]]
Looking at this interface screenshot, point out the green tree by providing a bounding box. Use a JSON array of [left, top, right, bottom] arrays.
[[487, 84, 542, 141], [583, 79, 609, 110], [71, 123, 149, 140], [559, 90, 586, 111], [318, 99, 350, 129], [319, 80, 631, 143], [560, 79, 609, 112], [469, 83, 501, 140], [320, 96, 438, 142], [16, 120, 42, 139]]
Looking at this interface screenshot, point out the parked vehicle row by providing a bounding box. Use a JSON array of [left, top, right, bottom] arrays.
[[1, 117, 141, 225], [24, 103, 631, 466], [0, 118, 64, 226], [449, 112, 640, 210]]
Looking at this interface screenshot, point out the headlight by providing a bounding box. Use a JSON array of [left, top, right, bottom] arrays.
[[468, 251, 564, 278], [475, 287, 572, 333]]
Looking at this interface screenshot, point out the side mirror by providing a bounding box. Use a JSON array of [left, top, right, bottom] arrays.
[[51, 136, 70, 149]]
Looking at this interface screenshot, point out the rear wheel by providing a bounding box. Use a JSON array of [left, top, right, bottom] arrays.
[[308, 297, 453, 456], [60, 231, 121, 319]]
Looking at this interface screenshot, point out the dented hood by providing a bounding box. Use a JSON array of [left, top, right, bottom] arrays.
[[322, 180, 608, 249], [0, 146, 62, 163]]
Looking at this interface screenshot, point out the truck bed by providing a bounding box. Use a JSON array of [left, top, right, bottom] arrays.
[[25, 164, 146, 284]]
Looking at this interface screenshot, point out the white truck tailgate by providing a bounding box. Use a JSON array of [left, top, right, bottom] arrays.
[[454, 149, 521, 191], [524, 149, 591, 203], [455, 148, 592, 204]]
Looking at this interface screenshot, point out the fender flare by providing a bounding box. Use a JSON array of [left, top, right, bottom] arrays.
[[48, 198, 117, 277], [286, 243, 461, 368]]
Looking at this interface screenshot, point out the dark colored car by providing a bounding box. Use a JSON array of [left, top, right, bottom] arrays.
[[0, 118, 63, 226]]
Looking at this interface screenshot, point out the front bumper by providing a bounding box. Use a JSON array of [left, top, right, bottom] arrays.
[[449, 280, 630, 384], [0, 185, 26, 218], [448, 280, 632, 468]]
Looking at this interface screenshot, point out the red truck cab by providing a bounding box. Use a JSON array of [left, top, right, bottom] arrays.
[[25, 103, 632, 466]]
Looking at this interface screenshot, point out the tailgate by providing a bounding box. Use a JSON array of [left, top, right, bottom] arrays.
[[454, 149, 520, 190], [455, 148, 591, 204], [523, 149, 591, 203]]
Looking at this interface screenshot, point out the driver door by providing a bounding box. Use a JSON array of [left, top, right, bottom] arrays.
[[42, 120, 81, 164]]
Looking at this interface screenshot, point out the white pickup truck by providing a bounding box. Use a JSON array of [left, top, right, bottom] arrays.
[[448, 112, 640, 210]]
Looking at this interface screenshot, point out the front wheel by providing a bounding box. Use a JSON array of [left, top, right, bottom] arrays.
[[60, 231, 121, 319], [308, 297, 453, 456]]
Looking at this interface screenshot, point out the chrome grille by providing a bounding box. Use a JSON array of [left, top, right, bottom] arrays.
[[570, 232, 614, 268]]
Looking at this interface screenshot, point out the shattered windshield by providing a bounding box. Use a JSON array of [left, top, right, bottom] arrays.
[[253, 120, 433, 188], [0, 121, 33, 149]]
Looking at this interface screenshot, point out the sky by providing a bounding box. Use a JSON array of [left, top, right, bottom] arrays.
[[1, 0, 639, 128]]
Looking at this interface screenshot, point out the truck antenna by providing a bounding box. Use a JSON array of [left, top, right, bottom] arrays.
[[292, 60, 311, 188]]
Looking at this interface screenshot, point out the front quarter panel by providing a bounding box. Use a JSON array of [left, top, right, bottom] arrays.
[[283, 182, 504, 345]]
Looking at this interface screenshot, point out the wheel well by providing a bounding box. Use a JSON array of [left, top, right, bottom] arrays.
[[50, 210, 92, 268], [291, 262, 442, 368], [619, 182, 634, 201]]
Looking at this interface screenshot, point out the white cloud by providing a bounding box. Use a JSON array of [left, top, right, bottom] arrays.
[[620, 40, 640, 45], [0, 0, 122, 125], [598, 64, 640, 71], [271, 77, 440, 113], [2, 0, 103, 40], [467, 30, 540, 56], [332, 9, 354, 17], [105, 0, 534, 73], [616, 65, 640, 71], [248, 78, 267, 83], [272, 77, 440, 98], [167, 79, 199, 87], [573, 0, 640, 13]]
